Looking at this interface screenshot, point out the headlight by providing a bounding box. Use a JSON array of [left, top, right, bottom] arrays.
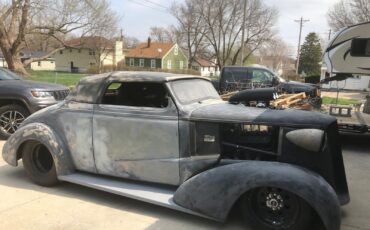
[[286, 129, 324, 152], [31, 90, 54, 98]]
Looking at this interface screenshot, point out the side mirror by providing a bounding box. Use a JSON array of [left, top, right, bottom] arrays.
[[350, 38, 370, 57]]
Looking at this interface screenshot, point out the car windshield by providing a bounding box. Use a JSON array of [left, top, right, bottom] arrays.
[[0, 68, 22, 80], [170, 79, 220, 105]]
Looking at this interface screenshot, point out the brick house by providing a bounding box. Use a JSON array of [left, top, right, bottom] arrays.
[[125, 38, 188, 70]]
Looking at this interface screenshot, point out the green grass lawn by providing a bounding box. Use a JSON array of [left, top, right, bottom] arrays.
[[28, 70, 87, 87], [322, 96, 360, 105]]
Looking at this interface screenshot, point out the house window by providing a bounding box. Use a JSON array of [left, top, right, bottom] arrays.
[[38, 61, 41, 67], [101, 82, 169, 108], [151, 59, 156, 68], [59, 50, 63, 55], [167, 60, 172, 69], [174, 46, 178, 55], [69, 48, 72, 53], [179, 61, 184, 70], [139, 59, 144, 67], [129, 58, 134, 66], [50, 61, 54, 64], [78, 49, 81, 53]]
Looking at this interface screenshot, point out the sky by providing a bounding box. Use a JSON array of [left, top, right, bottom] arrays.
[[109, 0, 341, 57]]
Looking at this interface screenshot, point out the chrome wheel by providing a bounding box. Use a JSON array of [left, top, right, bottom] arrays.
[[0, 110, 25, 134]]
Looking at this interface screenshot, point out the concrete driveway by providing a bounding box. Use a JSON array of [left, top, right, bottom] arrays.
[[0, 135, 369, 230]]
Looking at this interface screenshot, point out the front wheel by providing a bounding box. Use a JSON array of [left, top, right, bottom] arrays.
[[0, 104, 29, 139], [22, 141, 59, 187], [241, 187, 314, 230]]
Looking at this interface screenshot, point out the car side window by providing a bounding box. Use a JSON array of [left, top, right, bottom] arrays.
[[101, 82, 169, 108], [251, 69, 274, 83]]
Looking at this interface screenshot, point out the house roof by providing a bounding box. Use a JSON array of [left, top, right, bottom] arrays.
[[126, 42, 175, 59], [194, 58, 215, 67], [65, 36, 114, 49]]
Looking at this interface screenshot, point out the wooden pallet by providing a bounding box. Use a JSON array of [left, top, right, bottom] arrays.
[[271, 92, 306, 108]]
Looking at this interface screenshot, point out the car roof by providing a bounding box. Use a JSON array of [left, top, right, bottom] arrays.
[[67, 71, 210, 104]]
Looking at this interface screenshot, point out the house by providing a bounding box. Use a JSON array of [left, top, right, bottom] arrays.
[[191, 58, 220, 77], [321, 64, 370, 91], [125, 38, 188, 70], [20, 50, 55, 71], [53, 36, 124, 72], [0, 52, 7, 68]]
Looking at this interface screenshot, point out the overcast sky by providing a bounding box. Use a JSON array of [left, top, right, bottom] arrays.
[[110, 0, 340, 57]]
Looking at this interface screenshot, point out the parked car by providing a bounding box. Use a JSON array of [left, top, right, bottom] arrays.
[[0, 68, 69, 139], [213, 66, 322, 108], [3, 72, 349, 230]]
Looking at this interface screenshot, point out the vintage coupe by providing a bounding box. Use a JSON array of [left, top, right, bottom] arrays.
[[3, 72, 349, 230]]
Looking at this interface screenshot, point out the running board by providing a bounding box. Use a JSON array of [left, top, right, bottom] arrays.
[[58, 172, 216, 221]]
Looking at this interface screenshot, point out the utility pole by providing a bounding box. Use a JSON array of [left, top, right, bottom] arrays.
[[295, 17, 309, 74], [240, 0, 247, 66], [328, 29, 332, 41]]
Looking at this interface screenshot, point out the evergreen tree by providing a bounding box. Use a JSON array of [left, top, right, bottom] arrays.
[[298, 33, 322, 76]]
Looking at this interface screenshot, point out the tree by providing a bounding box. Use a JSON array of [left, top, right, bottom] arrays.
[[298, 32, 322, 76], [328, 0, 370, 31], [257, 37, 293, 73], [170, 0, 209, 69], [0, 0, 118, 75], [196, 0, 277, 69], [149, 26, 177, 43]]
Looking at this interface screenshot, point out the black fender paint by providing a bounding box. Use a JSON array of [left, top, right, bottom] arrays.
[[2, 122, 75, 175], [174, 161, 340, 230]]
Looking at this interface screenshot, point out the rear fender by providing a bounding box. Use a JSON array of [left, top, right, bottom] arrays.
[[174, 161, 341, 230], [2, 122, 75, 175]]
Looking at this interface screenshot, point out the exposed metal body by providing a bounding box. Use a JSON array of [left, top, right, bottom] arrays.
[[3, 71, 349, 230]]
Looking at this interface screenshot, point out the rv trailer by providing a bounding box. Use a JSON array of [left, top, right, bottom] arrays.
[[322, 22, 370, 133]]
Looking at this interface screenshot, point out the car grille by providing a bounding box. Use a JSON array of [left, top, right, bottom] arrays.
[[52, 90, 70, 101]]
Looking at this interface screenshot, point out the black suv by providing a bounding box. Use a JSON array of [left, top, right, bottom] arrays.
[[0, 68, 69, 139]]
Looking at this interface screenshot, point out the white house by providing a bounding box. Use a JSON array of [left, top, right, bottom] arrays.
[[52, 36, 125, 72], [0, 52, 7, 68], [192, 58, 220, 77], [20, 50, 56, 71], [321, 64, 370, 91]]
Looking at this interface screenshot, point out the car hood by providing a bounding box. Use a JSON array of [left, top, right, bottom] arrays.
[[1, 80, 68, 91], [189, 102, 336, 129]]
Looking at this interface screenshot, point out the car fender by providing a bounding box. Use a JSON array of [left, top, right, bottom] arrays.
[[2, 122, 75, 175], [174, 161, 340, 230]]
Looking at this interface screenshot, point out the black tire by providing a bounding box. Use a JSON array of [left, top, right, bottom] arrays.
[[0, 104, 30, 139], [22, 141, 59, 187], [241, 187, 314, 230]]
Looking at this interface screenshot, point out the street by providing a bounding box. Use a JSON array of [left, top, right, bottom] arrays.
[[0, 135, 369, 230]]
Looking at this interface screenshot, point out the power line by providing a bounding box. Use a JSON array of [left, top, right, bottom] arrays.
[[294, 17, 310, 75], [142, 0, 167, 9], [127, 0, 169, 13]]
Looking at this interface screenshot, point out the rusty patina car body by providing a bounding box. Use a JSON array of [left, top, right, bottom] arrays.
[[2, 72, 349, 230]]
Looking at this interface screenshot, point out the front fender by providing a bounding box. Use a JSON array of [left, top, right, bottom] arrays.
[[174, 161, 340, 230], [2, 122, 75, 175]]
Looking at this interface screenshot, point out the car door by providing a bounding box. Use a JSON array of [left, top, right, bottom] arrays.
[[92, 81, 180, 185]]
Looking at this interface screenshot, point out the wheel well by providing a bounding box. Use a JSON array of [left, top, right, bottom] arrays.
[[230, 188, 325, 229], [0, 99, 30, 113]]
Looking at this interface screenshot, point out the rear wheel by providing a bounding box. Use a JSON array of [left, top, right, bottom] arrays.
[[241, 187, 314, 230], [0, 104, 29, 139], [22, 141, 59, 187]]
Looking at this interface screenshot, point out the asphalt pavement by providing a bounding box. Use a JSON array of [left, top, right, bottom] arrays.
[[0, 135, 369, 230]]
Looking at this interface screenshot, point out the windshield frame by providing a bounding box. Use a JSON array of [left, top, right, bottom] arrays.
[[169, 78, 221, 105], [0, 68, 22, 80]]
